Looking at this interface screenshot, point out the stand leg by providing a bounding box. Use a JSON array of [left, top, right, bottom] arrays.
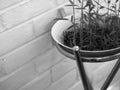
[[73, 46, 93, 90], [101, 58, 120, 90]]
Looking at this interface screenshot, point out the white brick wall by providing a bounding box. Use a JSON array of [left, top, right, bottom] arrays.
[[19, 71, 51, 90], [51, 58, 76, 82], [2, 32, 52, 73], [45, 69, 77, 90], [0, 62, 38, 90], [0, 21, 34, 56], [0, 0, 21, 10], [0, 0, 55, 32], [0, 0, 119, 90], [68, 81, 83, 90]]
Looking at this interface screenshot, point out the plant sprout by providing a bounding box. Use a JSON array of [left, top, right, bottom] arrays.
[[57, 0, 120, 51]]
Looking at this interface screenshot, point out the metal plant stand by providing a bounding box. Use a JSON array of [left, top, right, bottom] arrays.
[[73, 46, 120, 90]]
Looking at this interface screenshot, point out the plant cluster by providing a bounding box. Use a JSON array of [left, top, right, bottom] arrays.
[[58, 0, 120, 51]]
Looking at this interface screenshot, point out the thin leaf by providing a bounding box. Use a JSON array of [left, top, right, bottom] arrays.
[[106, 34, 113, 41], [90, 6, 95, 12], [93, 0, 100, 5], [89, 13, 95, 17], [69, 0, 74, 5], [75, 7, 85, 9], [83, 14, 88, 21], [108, 0, 111, 4], [100, 6, 105, 9], [71, 15, 74, 22], [67, 25, 74, 30], [93, 12, 105, 23], [65, 4, 78, 6], [101, 12, 108, 17], [118, 9, 120, 12], [84, 0, 90, 8], [67, 24, 78, 30], [110, 30, 116, 35], [111, 5, 115, 9], [78, 0, 81, 3], [108, 8, 116, 12], [54, 18, 69, 20], [116, 0, 119, 3]]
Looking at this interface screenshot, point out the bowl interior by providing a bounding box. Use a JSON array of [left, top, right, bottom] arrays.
[[51, 20, 72, 44]]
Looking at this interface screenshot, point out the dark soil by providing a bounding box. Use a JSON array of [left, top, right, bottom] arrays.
[[63, 16, 120, 51]]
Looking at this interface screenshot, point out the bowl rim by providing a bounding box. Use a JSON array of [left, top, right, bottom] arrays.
[[51, 17, 120, 54]]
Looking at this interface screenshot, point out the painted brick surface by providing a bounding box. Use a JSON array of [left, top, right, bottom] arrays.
[[0, 0, 80, 90], [0, 62, 38, 90], [0, 0, 119, 90], [0, 0, 21, 10], [92, 59, 120, 89], [1, 32, 53, 74], [0, 47, 65, 90], [0, 5, 65, 56], [68, 81, 83, 90], [0, 58, 6, 77], [33, 8, 61, 37], [19, 71, 51, 90], [83, 62, 104, 82], [34, 47, 66, 74], [92, 60, 117, 86], [45, 69, 77, 90], [52, 0, 68, 5], [0, 21, 34, 56], [0, 0, 55, 32], [51, 58, 76, 82]]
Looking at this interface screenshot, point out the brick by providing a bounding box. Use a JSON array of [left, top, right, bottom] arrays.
[[19, 71, 51, 90], [33, 47, 66, 74], [72, 62, 103, 83], [0, 0, 21, 10], [56, 0, 68, 5], [68, 81, 83, 90], [0, 21, 35, 56], [0, 3, 68, 56], [45, 69, 77, 90], [94, 68, 120, 90], [1, 0, 55, 32], [84, 62, 103, 74], [0, 58, 6, 77], [83, 62, 104, 82], [62, 4, 73, 16], [51, 58, 76, 82], [48, 0, 68, 7], [0, 3, 68, 55], [92, 60, 117, 87], [33, 8, 61, 37], [1, 32, 52, 74], [0, 62, 38, 90]]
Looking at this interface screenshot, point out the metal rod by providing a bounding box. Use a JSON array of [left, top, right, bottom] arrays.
[[101, 57, 120, 90], [73, 46, 93, 90]]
